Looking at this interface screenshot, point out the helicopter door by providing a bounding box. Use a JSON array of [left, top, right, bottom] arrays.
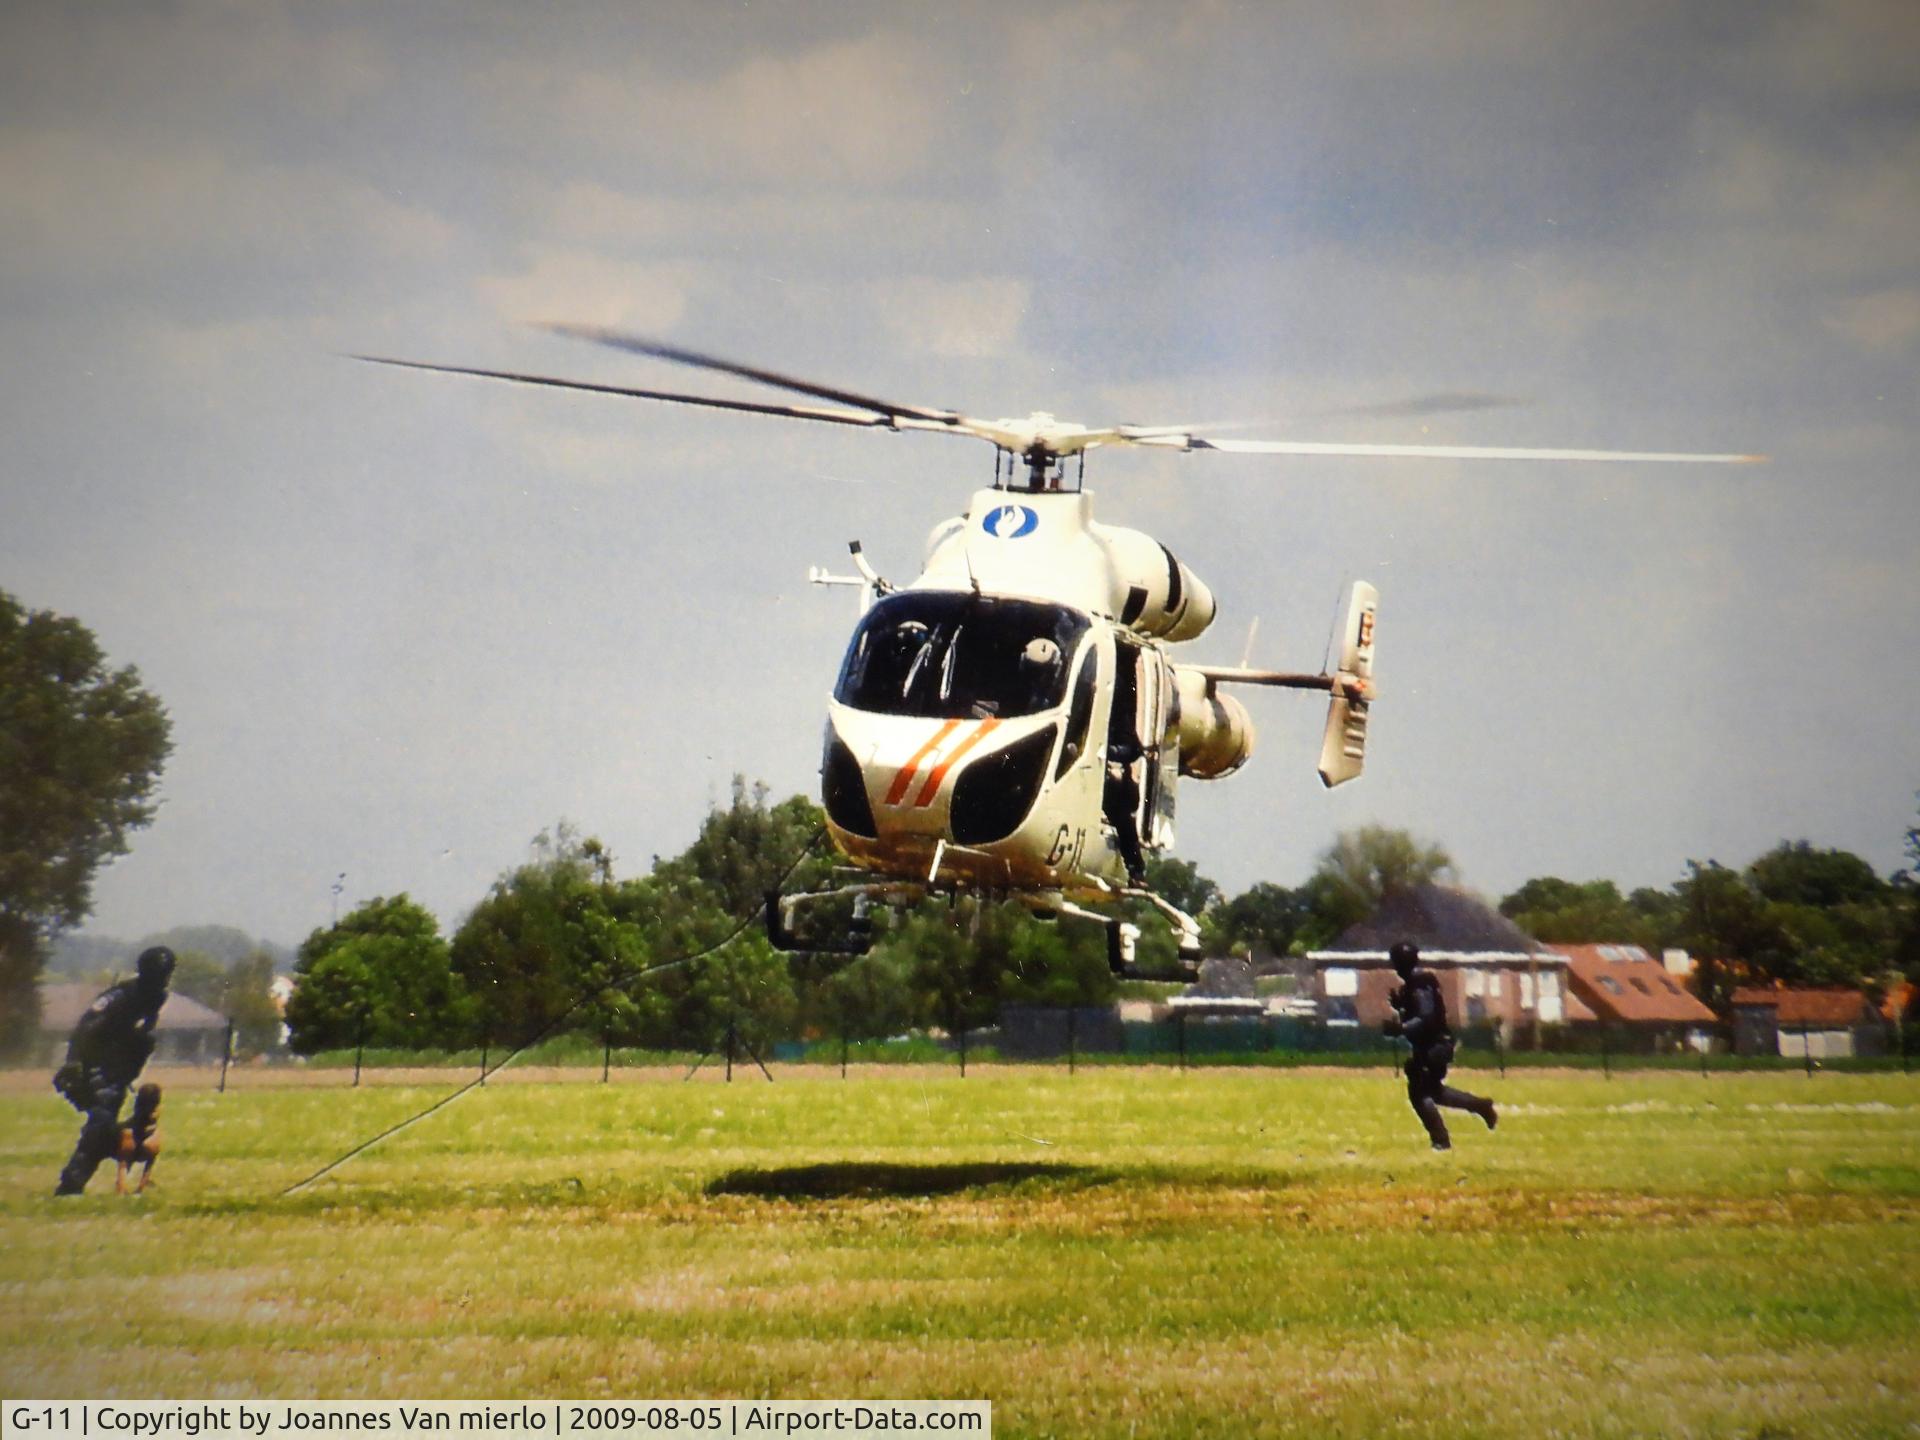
[[1103, 637, 1150, 880], [1141, 650, 1176, 849]]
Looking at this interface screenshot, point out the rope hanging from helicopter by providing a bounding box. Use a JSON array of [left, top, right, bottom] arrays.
[[280, 826, 829, 1197]]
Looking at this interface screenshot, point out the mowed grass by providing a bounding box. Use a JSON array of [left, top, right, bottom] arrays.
[[2, 1065, 1917, 1438]]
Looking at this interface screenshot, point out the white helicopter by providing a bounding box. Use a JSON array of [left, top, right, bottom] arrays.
[[362, 329, 1757, 971]]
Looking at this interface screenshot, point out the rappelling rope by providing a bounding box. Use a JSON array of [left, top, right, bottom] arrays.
[[279, 826, 826, 1196]]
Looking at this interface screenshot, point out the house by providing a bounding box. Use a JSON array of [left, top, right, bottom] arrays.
[[1729, 987, 1886, 1059], [1552, 943, 1717, 1052], [35, 982, 230, 1066], [1306, 884, 1580, 1041]]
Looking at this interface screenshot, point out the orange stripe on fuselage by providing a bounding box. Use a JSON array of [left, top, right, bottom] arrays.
[[885, 720, 962, 806], [915, 718, 1000, 807]]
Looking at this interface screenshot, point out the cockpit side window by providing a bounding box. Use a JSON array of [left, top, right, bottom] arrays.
[[835, 592, 1091, 720], [1055, 644, 1099, 779]]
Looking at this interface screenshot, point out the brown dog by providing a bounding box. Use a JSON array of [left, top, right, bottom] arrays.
[[115, 1083, 163, 1194]]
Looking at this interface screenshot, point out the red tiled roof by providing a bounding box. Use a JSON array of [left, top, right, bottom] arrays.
[[1728, 987, 1875, 1026], [1555, 944, 1716, 1025]]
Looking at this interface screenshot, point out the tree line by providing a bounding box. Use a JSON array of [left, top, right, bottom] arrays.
[[5, 584, 1916, 1060], [283, 785, 1920, 1055]]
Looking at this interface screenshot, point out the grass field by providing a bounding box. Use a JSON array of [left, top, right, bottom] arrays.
[[2, 1065, 1917, 1438]]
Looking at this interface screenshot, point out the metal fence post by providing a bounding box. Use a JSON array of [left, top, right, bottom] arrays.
[[1803, 1025, 1814, 1078], [353, 1010, 366, 1088], [1068, 1008, 1078, 1076], [218, 1018, 234, 1094]]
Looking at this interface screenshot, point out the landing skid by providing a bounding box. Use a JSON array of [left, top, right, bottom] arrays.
[[764, 880, 926, 956], [1054, 897, 1201, 982], [765, 877, 1203, 983]]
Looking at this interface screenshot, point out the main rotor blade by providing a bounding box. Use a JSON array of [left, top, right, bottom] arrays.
[[541, 324, 966, 428], [351, 355, 905, 430], [1141, 435, 1764, 464], [1316, 392, 1527, 419]]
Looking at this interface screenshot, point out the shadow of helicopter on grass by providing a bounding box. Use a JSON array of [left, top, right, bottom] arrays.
[[705, 1160, 1114, 1200]]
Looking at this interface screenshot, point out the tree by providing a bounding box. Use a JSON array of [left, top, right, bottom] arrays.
[[1499, 877, 1655, 946], [1900, 796, 1920, 989], [287, 895, 463, 1052], [654, 777, 832, 915], [678, 936, 797, 1059], [1668, 861, 1776, 1010], [1295, 825, 1455, 949], [451, 825, 627, 1047], [1209, 881, 1314, 958], [883, 904, 1013, 1036], [1144, 857, 1220, 921], [1748, 841, 1888, 911], [999, 912, 1115, 1008], [139, 923, 290, 970], [0, 591, 171, 1055], [225, 949, 285, 1056], [805, 950, 916, 1045]]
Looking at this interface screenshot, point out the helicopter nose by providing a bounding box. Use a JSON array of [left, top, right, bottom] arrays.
[[880, 719, 997, 809]]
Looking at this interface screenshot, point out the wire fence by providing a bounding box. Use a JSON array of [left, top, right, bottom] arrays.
[[25, 1011, 1910, 1092]]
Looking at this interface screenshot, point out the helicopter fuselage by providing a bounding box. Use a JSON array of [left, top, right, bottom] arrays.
[[818, 487, 1238, 903]]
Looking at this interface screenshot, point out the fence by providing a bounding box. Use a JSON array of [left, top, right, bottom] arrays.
[[65, 1007, 1900, 1089]]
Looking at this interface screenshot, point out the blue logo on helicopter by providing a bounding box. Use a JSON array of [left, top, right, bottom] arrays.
[[982, 504, 1039, 539]]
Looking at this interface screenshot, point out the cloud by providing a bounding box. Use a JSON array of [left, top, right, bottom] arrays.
[[1823, 288, 1920, 352], [0, 128, 456, 285], [544, 179, 979, 263], [1736, 0, 1920, 101], [477, 250, 695, 330], [873, 276, 1030, 359], [0, 0, 388, 128], [478, 31, 946, 188]]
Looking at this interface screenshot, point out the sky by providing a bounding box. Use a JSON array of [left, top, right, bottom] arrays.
[[2, 0, 1916, 950]]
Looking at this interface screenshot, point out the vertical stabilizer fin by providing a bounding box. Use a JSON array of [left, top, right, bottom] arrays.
[[1317, 581, 1377, 788]]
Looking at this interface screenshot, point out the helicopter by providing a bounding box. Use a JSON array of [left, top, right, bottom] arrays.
[[360, 328, 1758, 973]]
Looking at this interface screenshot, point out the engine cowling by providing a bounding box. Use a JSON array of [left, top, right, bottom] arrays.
[[1094, 524, 1217, 642], [1174, 669, 1254, 778]]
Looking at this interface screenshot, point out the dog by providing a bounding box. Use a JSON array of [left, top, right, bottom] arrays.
[[114, 1082, 163, 1194]]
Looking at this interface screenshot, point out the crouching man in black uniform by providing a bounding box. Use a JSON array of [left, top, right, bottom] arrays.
[[52, 946, 174, 1195], [1384, 940, 1497, 1151]]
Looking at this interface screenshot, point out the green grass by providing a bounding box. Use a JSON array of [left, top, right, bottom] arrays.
[[3, 1066, 1917, 1438]]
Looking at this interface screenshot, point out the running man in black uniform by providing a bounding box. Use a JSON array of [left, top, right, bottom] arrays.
[[53, 946, 174, 1195], [1384, 940, 1497, 1151]]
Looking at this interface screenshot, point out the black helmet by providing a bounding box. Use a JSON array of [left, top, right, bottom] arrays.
[[136, 946, 176, 990], [1388, 940, 1420, 976]]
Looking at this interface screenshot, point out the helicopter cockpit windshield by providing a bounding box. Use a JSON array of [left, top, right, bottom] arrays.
[[835, 592, 1091, 720]]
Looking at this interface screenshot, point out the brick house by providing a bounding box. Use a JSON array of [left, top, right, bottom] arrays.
[[1306, 884, 1579, 1041], [1553, 943, 1718, 1052]]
